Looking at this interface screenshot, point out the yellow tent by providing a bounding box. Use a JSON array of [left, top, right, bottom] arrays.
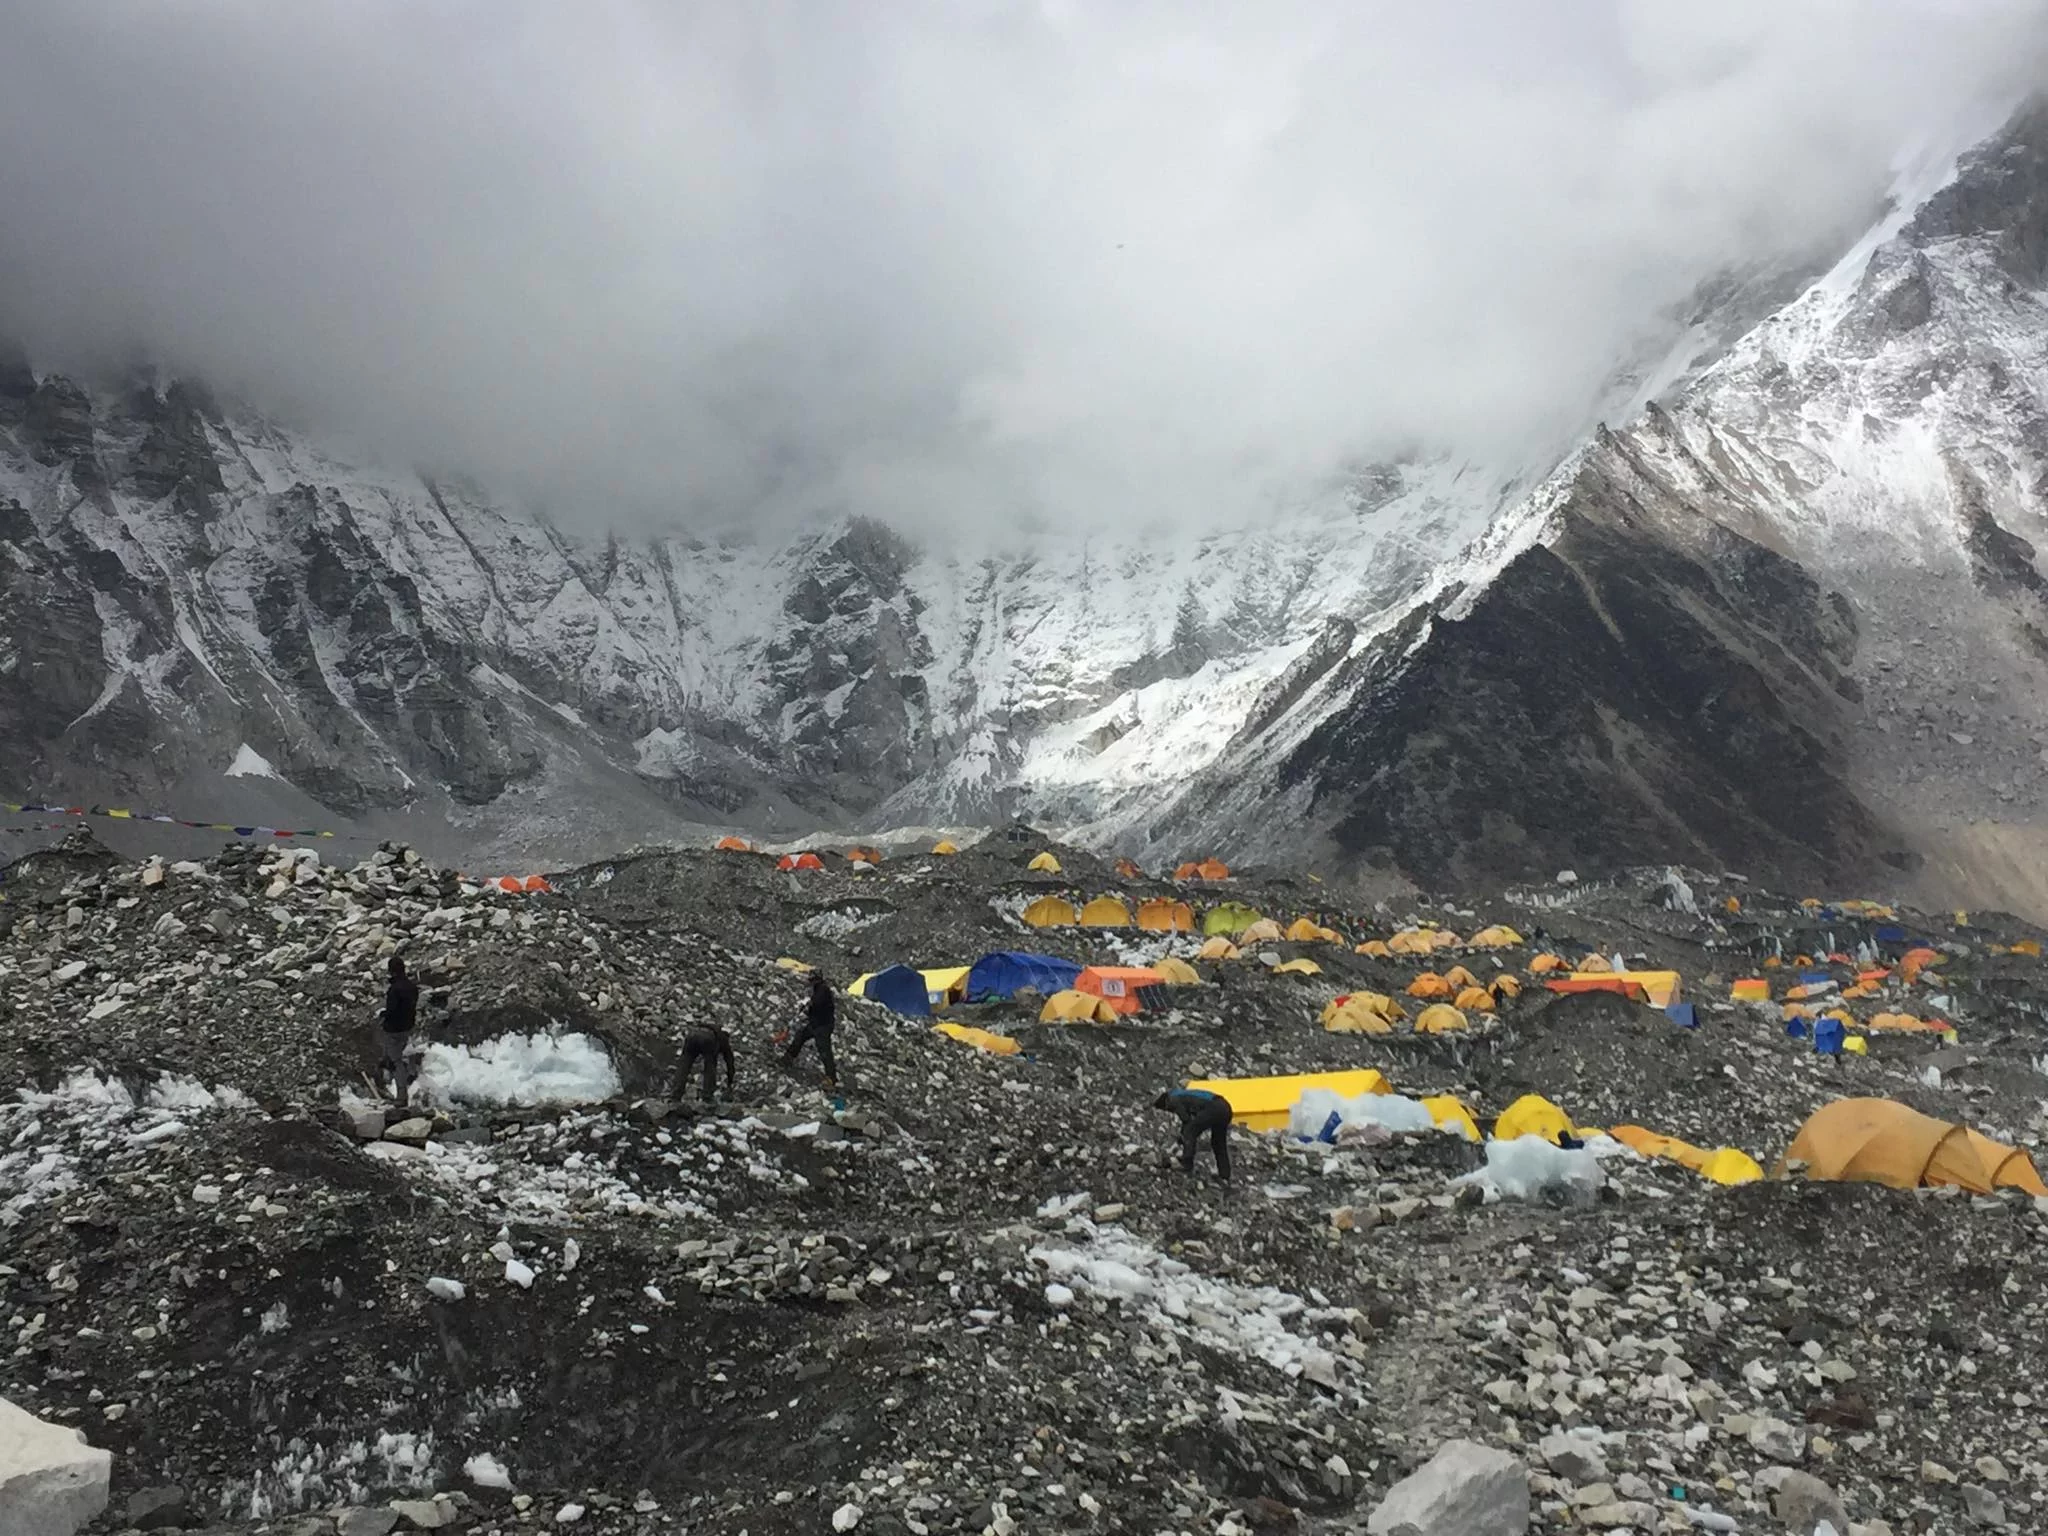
[[1698, 1148, 1765, 1186], [1490, 974, 1522, 999], [1197, 937, 1242, 961], [1355, 939, 1392, 958], [1453, 986, 1495, 1013], [1606, 970, 1681, 1006], [1284, 917, 1340, 943], [932, 840, 960, 855], [1028, 852, 1062, 874], [1272, 958, 1322, 977], [1781, 1099, 2048, 1197], [1469, 924, 1524, 948], [1407, 972, 1453, 1000], [933, 1022, 1020, 1056], [1320, 991, 1405, 1026], [1577, 953, 1613, 974], [1040, 990, 1117, 1024], [1183, 1069, 1393, 1132], [1731, 978, 1771, 1002], [1495, 1094, 1575, 1144], [1325, 1005, 1395, 1035], [1079, 895, 1133, 928], [1152, 956, 1202, 985], [1421, 1094, 1482, 1141], [1137, 898, 1196, 933], [1240, 918, 1284, 944], [1388, 929, 1432, 955], [1023, 896, 1077, 928], [922, 966, 971, 1006], [1529, 954, 1567, 974], [1413, 1003, 1468, 1034], [1443, 965, 1480, 990]]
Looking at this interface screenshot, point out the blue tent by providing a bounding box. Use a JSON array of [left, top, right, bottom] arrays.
[[965, 951, 1083, 1002], [1813, 1016, 1845, 1056], [1664, 1002, 1699, 1030], [865, 964, 933, 1017]]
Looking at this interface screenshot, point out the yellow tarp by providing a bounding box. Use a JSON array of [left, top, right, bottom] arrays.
[[1023, 896, 1077, 928], [1040, 990, 1116, 1024], [1272, 958, 1322, 977], [933, 1022, 1019, 1056], [1413, 1003, 1468, 1034], [775, 956, 813, 973], [932, 840, 959, 855], [1079, 895, 1133, 928], [1612, 1125, 1763, 1186], [1028, 852, 1062, 873], [1184, 1069, 1393, 1132], [1495, 1094, 1575, 1144]]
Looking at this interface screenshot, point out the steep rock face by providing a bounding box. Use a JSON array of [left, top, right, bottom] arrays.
[[1154, 98, 2048, 914]]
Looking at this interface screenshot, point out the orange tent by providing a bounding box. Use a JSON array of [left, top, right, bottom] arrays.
[[1529, 954, 1567, 975], [714, 836, 753, 852], [1490, 975, 1522, 999], [1442, 965, 1480, 990], [1577, 953, 1614, 974], [1074, 965, 1167, 1016], [1173, 862, 1201, 881], [1115, 858, 1142, 880], [522, 874, 553, 893], [1137, 898, 1196, 933], [1900, 947, 1943, 985], [1355, 940, 1392, 958], [846, 846, 884, 865], [778, 852, 825, 872], [1544, 976, 1650, 1003], [1407, 972, 1453, 1000], [1453, 986, 1496, 1013], [1782, 1099, 2047, 1197], [492, 877, 523, 894], [1199, 858, 1230, 880]]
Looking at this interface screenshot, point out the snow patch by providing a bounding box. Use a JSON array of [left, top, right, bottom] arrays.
[[414, 1033, 621, 1108], [226, 743, 281, 780]]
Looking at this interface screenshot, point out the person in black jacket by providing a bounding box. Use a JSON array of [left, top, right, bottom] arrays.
[[678, 1022, 737, 1104], [785, 971, 838, 1085], [377, 955, 421, 1109], [1155, 1086, 1233, 1182]]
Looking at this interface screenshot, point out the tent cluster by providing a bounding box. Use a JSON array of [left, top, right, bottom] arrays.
[[1351, 924, 1524, 958], [469, 873, 554, 894], [1172, 858, 1231, 881], [1020, 895, 1198, 932], [1489, 1094, 1762, 1186]]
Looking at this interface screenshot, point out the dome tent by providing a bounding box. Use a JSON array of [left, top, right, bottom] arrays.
[[1781, 1098, 2047, 1196]]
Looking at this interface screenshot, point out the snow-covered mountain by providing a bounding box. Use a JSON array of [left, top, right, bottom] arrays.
[[1148, 99, 2048, 917], [5, 100, 2048, 912]]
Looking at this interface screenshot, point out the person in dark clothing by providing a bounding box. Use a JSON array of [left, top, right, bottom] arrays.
[[785, 971, 838, 1085], [678, 1023, 737, 1104], [1155, 1087, 1232, 1182], [378, 955, 421, 1109]]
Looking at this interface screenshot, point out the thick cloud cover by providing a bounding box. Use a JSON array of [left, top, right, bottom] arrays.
[[1, 0, 2042, 537]]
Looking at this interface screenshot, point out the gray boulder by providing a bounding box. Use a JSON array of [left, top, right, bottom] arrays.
[[0, 1398, 112, 1536], [1366, 1439, 1529, 1536]]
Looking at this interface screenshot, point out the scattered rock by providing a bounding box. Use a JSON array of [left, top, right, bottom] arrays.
[[1365, 1439, 1529, 1536]]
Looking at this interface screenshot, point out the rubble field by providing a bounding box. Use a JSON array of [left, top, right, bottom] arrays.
[[4, 832, 2047, 1536]]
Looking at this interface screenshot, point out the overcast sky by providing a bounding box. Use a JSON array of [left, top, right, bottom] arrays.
[[1, 0, 2042, 538]]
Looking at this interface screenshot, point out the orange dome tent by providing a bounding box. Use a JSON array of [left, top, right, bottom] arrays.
[[1355, 939, 1392, 958], [1782, 1098, 2047, 1197], [778, 852, 825, 872], [1173, 861, 1201, 881], [1453, 985, 1496, 1013], [1406, 972, 1453, 1000], [1114, 857, 1142, 880], [1137, 898, 1196, 933], [1197, 858, 1230, 881], [846, 846, 884, 865], [714, 836, 753, 852], [1442, 965, 1480, 990], [1529, 954, 1567, 974]]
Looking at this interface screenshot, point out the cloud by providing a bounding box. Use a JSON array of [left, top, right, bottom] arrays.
[[0, 0, 2041, 539]]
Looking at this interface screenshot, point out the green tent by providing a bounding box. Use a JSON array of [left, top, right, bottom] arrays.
[[1202, 901, 1264, 937]]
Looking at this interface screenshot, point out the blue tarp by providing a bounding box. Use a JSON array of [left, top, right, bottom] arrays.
[[1665, 1002, 1699, 1029], [1875, 925, 1906, 945], [965, 951, 1083, 1002], [865, 965, 933, 1017]]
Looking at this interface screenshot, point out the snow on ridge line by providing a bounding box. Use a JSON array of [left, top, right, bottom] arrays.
[[414, 1032, 622, 1108]]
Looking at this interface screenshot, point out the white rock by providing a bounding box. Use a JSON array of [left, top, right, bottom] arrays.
[[833, 1504, 863, 1531], [0, 1397, 112, 1536], [562, 1239, 580, 1272], [425, 1277, 466, 1302], [1538, 1431, 1608, 1483], [191, 1184, 221, 1205], [504, 1261, 535, 1290], [1366, 1438, 1529, 1536], [1044, 1283, 1075, 1308], [463, 1453, 512, 1490], [554, 1503, 584, 1524]]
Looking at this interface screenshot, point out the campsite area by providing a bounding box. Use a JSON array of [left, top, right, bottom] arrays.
[[3, 827, 2046, 1536]]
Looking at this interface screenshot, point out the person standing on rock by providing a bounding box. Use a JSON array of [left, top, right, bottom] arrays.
[[377, 954, 421, 1109], [1155, 1086, 1232, 1183], [785, 970, 839, 1087], [678, 1021, 737, 1104]]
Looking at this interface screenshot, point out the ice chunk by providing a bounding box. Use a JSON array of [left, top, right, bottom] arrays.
[[463, 1453, 512, 1490], [414, 1033, 621, 1108], [1290, 1089, 1438, 1140], [1455, 1138, 1607, 1203]]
